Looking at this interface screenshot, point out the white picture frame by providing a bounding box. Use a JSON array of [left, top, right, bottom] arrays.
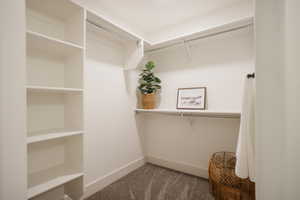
[[176, 87, 207, 110]]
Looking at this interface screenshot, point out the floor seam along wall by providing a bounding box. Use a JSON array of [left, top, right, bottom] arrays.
[[83, 155, 209, 198], [84, 157, 146, 198], [146, 156, 208, 179]]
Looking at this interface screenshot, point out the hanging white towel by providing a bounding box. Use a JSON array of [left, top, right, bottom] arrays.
[[235, 77, 255, 182]]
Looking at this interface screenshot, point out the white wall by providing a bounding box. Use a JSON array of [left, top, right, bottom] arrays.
[[136, 26, 254, 178], [84, 25, 144, 196], [255, 0, 300, 199], [0, 0, 27, 200], [255, 1, 286, 199], [284, 1, 300, 199]]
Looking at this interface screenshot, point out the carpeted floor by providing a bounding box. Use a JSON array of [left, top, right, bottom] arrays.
[[86, 164, 214, 200]]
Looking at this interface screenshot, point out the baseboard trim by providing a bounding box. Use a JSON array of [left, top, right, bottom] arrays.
[[146, 156, 208, 179], [84, 157, 146, 199]]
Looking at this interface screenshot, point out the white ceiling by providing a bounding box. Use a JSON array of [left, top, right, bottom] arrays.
[[74, 0, 253, 44], [77, 0, 244, 34]]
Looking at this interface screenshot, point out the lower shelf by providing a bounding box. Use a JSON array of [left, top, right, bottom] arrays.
[[135, 109, 241, 118], [28, 173, 84, 199], [64, 195, 73, 200], [27, 130, 84, 144]]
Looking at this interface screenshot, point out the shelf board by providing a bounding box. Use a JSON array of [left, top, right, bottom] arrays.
[[86, 9, 143, 42], [26, 85, 83, 93], [27, 30, 83, 58], [64, 195, 73, 200], [28, 173, 84, 199], [27, 130, 83, 144], [135, 109, 241, 118], [145, 16, 253, 52]]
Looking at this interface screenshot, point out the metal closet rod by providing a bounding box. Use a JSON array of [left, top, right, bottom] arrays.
[[86, 19, 135, 42], [86, 19, 112, 34], [86, 19, 252, 53], [86, 19, 144, 48], [145, 24, 253, 53]]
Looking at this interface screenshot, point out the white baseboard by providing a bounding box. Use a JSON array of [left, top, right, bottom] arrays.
[[146, 156, 208, 179], [84, 157, 146, 199]]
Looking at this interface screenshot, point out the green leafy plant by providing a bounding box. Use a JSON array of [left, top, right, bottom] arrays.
[[138, 61, 161, 94]]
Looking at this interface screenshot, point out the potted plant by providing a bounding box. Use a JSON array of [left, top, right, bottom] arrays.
[[138, 61, 161, 109]]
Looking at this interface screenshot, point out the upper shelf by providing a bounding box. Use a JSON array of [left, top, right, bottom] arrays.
[[27, 31, 83, 58], [145, 17, 254, 52], [86, 9, 144, 70], [135, 109, 241, 118], [26, 0, 84, 46], [86, 9, 143, 43], [27, 85, 83, 94]]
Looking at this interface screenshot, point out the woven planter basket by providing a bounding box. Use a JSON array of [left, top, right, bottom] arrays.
[[208, 152, 255, 200], [141, 93, 156, 109]]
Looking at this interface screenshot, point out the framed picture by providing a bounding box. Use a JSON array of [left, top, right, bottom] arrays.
[[176, 87, 206, 110]]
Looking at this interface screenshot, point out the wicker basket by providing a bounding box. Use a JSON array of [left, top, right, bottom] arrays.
[[208, 152, 255, 200]]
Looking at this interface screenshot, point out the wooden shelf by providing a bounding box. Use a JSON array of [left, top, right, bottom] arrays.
[[26, 85, 83, 93], [135, 109, 241, 118], [27, 30, 83, 58], [27, 173, 83, 199], [27, 130, 83, 144], [27, 30, 83, 49]]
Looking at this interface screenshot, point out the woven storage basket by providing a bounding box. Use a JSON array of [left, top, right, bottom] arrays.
[[208, 152, 255, 200], [141, 93, 156, 109]]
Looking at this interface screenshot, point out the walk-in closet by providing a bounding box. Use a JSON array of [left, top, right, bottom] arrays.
[[2, 0, 300, 200]]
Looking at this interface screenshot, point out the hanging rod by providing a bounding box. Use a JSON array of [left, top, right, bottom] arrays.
[[86, 19, 139, 43], [145, 23, 253, 53], [87, 19, 114, 34]]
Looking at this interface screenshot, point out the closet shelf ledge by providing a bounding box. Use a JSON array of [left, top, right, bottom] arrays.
[[27, 173, 84, 199], [27, 30, 84, 50], [135, 109, 241, 118], [26, 86, 83, 93], [27, 130, 83, 144]]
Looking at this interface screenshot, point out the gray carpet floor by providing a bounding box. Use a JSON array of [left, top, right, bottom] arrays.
[[86, 164, 214, 200]]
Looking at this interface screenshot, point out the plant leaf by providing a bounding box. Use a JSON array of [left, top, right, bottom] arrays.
[[154, 77, 161, 83]]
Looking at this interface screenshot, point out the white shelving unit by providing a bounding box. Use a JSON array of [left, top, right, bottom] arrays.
[[27, 30, 84, 50], [27, 86, 83, 137], [135, 109, 241, 118], [26, 0, 84, 199], [26, 30, 83, 89], [27, 136, 83, 200], [27, 130, 83, 144], [26, 0, 84, 46], [28, 173, 83, 199], [27, 86, 83, 94]]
